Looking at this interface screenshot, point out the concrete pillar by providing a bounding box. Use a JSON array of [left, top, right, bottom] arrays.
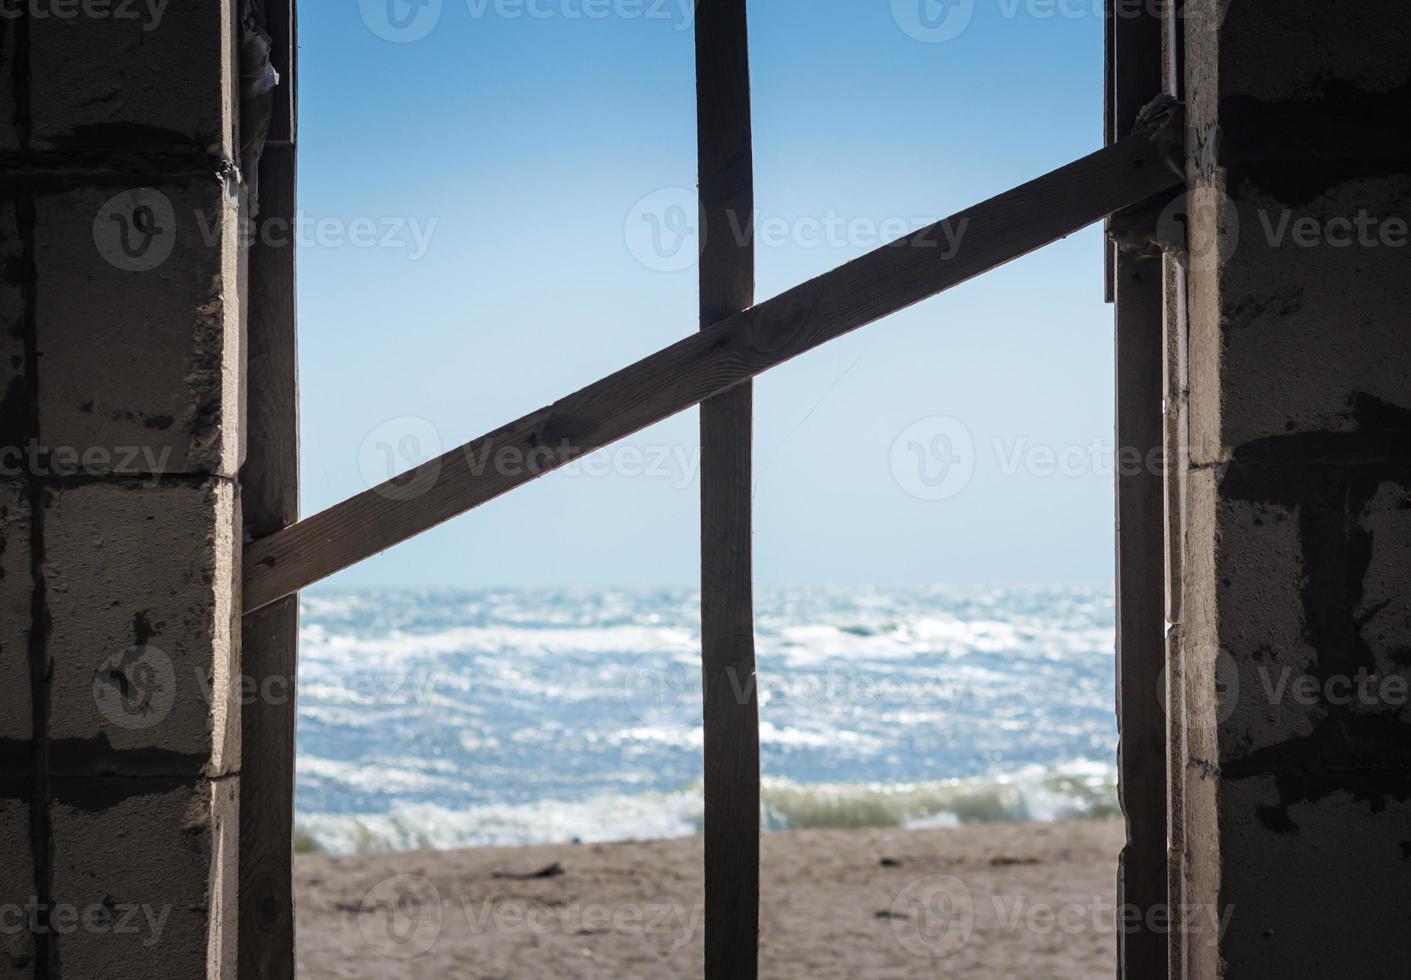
[[2, 4, 245, 977], [1177, 0, 1411, 975]]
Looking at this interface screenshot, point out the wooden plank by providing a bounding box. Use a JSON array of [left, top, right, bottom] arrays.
[[243, 122, 1184, 614], [1104, 0, 1116, 302], [1161, 254, 1188, 980], [694, 1, 759, 977], [266, 0, 296, 146], [238, 24, 301, 980], [237, 20, 301, 980], [1161, 8, 1186, 980], [1113, 254, 1167, 980], [237, 133, 301, 980], [1110, 0, 1169, 976]]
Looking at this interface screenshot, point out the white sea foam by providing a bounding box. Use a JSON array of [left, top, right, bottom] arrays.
[[296, 763, 1118, 855], [298, 788, 707, 854]]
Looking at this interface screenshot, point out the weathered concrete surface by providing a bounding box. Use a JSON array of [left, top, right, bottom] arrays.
[[48, 776, 239, 979], [1180, 397, 1411, 980], [0, 483, 31, 750], [0, 484, 32, 978], [0, 196, 34, 980], [0, 197, 24, 445], [1183, 0, 1411, 465], [34, 180, 244, 478], [1177, 0, 1411, 975], [25, 2, 237, 158], [0, 794, 34, 978], [2, 5, 246, 977], [0, 25, 18, 157], [1208, 777, 1411, 976], [1358, 482, 1411, 674], [1187, 177, 1411, 465], [44, 480, 240, 776]]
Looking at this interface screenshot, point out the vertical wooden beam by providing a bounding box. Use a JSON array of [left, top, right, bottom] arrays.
[[238, 1, 299, 976], [694, 2, 759, 977], [1113, 247, 1167, 980], [1103, 0, 1116, 302], [1161, 255, 1188, 980], [1160, 6, 1186, 979], [1110, 0, 1168, 977]]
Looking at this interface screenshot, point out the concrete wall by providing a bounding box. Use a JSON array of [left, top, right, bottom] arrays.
[[1, 4, 245, 977], [1176, 0, 1411, 975]]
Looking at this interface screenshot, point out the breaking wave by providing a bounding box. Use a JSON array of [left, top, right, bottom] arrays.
[[296, 762, 1117, 855]]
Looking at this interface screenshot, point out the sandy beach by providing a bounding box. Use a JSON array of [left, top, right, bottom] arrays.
[[296, 818, 1124, 978]]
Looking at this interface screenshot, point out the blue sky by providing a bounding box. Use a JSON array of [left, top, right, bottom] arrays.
[[295, 0, 1116, 589]]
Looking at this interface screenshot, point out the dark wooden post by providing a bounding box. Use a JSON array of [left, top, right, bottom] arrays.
[[238, 0, 300, 976], [694, 1, 761, 976], [1109, 0, 1169, 975], [1159, 5, 1186, 978]]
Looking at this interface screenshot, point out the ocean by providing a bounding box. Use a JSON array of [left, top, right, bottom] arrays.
[[293, 586, 1120, 854]]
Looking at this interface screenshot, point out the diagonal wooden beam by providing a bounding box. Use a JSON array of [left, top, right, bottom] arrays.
[[241, 115, 1183, 615], [694, 1, 760, 977]]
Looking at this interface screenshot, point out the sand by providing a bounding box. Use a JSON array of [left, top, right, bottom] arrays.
[[297, 819, 1125, 978]]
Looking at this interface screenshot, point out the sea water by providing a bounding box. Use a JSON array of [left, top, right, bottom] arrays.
[[294, 586, 1119, 854]]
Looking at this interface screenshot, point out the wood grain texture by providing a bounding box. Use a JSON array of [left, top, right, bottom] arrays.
[[695, 1, 760, 976], [1161, 8, 1185, 980], [243, 123, 1184, 614], [1110, 2, 1169, 977], [265, 0, 296, 146], [1113, 252, 1168, 980], [1104, 0, 1117, 302], [1161, 254, 1188, 980], [237, 136, 301, 979]]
